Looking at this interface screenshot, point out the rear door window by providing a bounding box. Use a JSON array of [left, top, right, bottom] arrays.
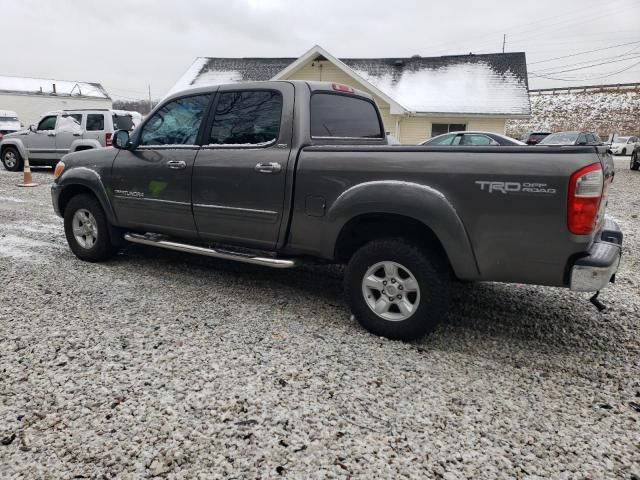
[[461, 134, 495, 146], [86, 114, 105, 131], [429, 134, 456, 145], [310, 93, 383, 139], [210, 90, 282, 145]]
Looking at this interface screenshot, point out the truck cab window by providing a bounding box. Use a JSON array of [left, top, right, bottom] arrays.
[[210, 91, 282, 145], [140, 94, 211, 146], [37, 116, 57, 131], [310, 94, 383, 139]]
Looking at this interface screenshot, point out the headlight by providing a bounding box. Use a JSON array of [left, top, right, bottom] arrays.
[[54, 162, 65, 179]]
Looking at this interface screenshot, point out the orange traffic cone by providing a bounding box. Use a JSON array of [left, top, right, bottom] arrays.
[[17, 155, 38, 188]]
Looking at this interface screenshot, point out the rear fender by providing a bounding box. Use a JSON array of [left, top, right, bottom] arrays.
[[327, 180, 480, 279]]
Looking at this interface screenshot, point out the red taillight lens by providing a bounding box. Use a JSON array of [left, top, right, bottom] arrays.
[[105, 132, 113, 146], [568, 162, 603, 235]]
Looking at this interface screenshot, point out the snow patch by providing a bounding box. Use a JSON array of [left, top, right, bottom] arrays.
[[0, 75, 108, 98], [0, 234, 58, 261], [0, 196, 25, 203], [352, 62, 530, 115]]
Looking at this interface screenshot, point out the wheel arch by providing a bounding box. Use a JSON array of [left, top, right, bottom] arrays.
[[56, 170, 117, 225], [1, 139, 28, 160], [328, 181, 480, 280]]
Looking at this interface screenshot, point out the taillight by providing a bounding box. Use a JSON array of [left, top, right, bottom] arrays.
[[105, 132, 113, 146], [567, 162, 603, 235]]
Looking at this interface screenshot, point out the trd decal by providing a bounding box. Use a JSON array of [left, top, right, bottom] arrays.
[[475, 181, 557, 195]]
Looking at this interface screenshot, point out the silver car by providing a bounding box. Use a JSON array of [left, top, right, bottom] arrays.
[[0, 109, 137, 171]]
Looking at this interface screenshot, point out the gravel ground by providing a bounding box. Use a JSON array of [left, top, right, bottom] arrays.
[[1, 158, 639, 479]]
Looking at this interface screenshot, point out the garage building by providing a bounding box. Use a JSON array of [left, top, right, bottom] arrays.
[[168, 45, 531, 144], [0, 75, 112, 128]]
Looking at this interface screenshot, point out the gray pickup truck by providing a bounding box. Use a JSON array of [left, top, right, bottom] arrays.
[[51, 81, 623, 340]]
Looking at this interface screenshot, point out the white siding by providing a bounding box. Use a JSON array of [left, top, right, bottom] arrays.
[[0, 93, 113, 127]]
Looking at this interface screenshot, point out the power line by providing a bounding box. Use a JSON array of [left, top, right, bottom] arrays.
[[531, 59, 640, 82], [531, 54, 640, 76], [531, 47, 640, 73], [528, 40, 640, 65]]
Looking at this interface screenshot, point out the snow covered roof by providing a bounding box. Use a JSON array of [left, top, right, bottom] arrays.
[[0, 75, 110, 99], [169, 46, 530, 116]]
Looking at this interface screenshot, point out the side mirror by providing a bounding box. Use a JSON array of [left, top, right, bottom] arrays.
[[113, 130, 131, 149], [29, 124, 36, 132]]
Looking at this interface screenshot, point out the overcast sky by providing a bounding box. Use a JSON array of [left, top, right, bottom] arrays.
[[4, 0, 639, 100]]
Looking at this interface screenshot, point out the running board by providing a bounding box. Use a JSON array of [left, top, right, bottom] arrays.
[[124, 233, 298, 269]]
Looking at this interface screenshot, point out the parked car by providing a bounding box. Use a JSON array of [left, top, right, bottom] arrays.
[[0, 109, 138, 171], [538, 131, 602, 146], [520, 131, 551, 145], [609, 136, 638, 156], [0, 110, 21, 140], [420, 131, 525, 146], [631, 144, 639, 171], [51, 81, 622, 341]]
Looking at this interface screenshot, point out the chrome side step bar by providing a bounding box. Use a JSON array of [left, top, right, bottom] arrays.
[[124, 233, 298, 269]]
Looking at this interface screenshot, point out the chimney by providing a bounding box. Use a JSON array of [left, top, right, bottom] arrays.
[[52, 83, 57, 94]]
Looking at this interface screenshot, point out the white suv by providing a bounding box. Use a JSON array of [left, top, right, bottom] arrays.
[[0, 109, 138, 171]]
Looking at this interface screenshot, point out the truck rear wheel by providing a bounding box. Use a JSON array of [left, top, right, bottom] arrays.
[[345, 238, 449, 341], [64, 194, 117, 262], [2, 146, 23, 172], [631, 153, 639, 171]]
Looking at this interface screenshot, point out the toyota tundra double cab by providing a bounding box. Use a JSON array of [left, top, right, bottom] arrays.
[[51, 81, 623, 341]]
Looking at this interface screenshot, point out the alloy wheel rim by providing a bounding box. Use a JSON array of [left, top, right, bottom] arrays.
[[72, 209, 98, 249], [4, 151, 16, 168], [361, 261, 421, 322]]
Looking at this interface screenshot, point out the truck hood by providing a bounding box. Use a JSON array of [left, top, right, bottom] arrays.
[[60, 147, 119, 170]]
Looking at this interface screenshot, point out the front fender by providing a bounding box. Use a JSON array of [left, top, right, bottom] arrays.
[[70, 139, 102, 152], [0, 138, 29, 160], [327, 180, 479, 279], [53, 167, 117, 224]]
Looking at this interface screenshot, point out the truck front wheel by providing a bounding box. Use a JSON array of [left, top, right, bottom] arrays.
[[63, 194, 117, 262], [345, 238, 449, 341]]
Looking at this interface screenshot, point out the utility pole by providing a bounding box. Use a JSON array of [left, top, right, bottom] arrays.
[[502, 34, 506, 53], [148, 84, 152, 113]]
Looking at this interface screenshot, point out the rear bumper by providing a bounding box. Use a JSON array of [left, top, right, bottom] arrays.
[[570, 218, 623, 292]]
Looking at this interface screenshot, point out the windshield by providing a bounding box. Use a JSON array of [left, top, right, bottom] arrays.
[[614, 136, 629, 143], [539, 132, 579, 145], [113, 114, 134, 131]]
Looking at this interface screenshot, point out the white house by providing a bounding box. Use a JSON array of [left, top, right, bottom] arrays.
[[0, 75, 112, 127], [168, 45, 531, 144]]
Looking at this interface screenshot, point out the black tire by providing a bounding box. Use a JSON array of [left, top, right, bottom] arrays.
[[64, 194, 117, 262], [345, 238, 449, 341], [1, 146, 24, 172], [622, 148, 627, 156], [631, 153, 639, 171]]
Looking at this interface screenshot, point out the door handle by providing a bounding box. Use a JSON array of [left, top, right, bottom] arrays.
[[255, 162, 281, 174], [167, 160, 187, 170], [73, 133, 82, 136], [47, 132, 56, 137]]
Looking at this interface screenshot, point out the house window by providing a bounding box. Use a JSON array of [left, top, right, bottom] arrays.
[[431, 123, 466, 137]]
